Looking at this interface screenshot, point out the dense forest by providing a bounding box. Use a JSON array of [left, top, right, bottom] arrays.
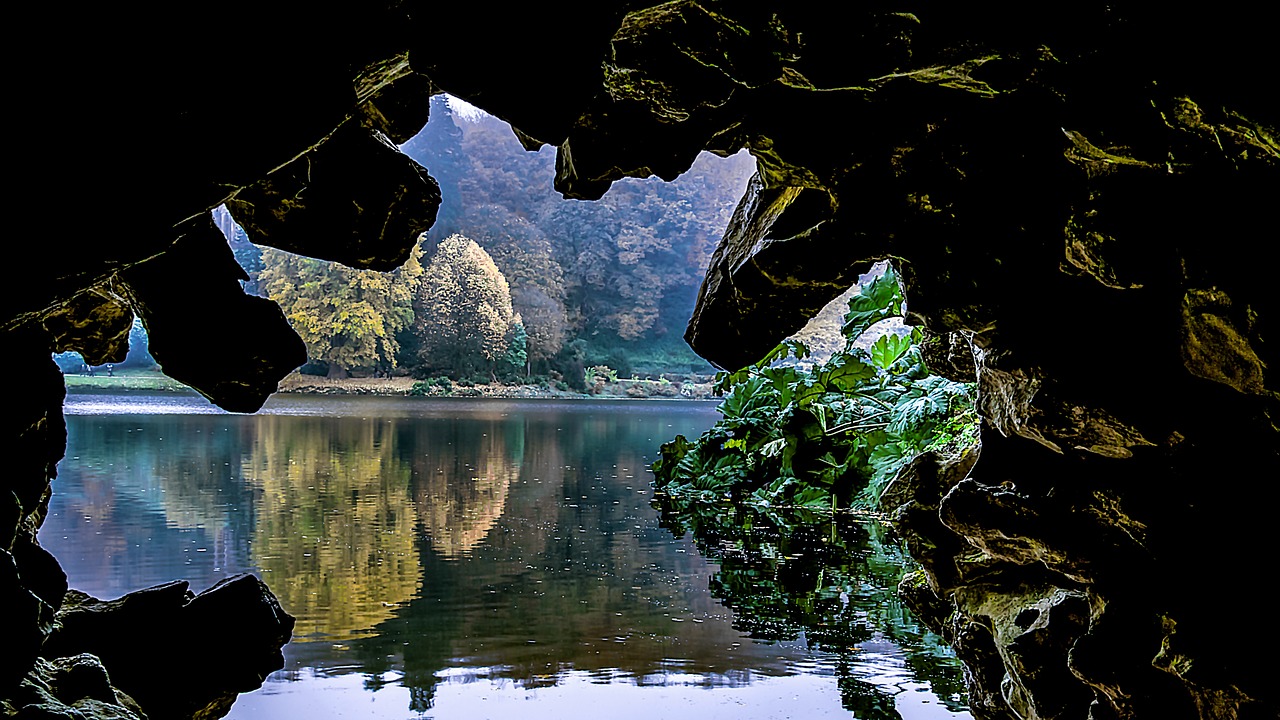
[[213, 95, 756, 387]]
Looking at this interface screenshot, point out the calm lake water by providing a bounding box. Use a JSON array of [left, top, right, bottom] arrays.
[[45, 392, 971, 720]]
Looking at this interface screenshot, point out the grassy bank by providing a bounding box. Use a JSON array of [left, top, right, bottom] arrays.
[[61, 368, 718, 401], [61, 368, 193, 393]]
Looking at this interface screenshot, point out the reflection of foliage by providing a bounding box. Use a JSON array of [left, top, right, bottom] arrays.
[[245, 416, 421, 641], [654, 499, 969, 718], [412, 419, 522, 558], [351, 411, 748, 712], [51, 415, 260, 596], [653, 265, 977, 511]]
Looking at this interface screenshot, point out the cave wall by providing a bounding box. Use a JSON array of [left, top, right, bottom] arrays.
[[4, 2, 1277, 718]]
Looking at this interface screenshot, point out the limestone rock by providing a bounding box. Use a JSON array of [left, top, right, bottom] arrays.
[[2, 340, 70, 692], [38, 292, 133, 368], [406, 3, 628, 149], [3, 655, 146, 720], [684, 173, 855, 370]]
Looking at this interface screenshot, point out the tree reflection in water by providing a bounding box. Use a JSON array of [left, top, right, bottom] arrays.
[[50, 397, 969, 719], [246, 415, 422, 641]]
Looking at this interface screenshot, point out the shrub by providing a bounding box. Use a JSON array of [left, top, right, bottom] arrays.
[[651, 382, 680, 397], [653, 264, 977, 511], [410, 376, 454, 396], [586, 365, 618, 383], [299, 359, 329, 376]]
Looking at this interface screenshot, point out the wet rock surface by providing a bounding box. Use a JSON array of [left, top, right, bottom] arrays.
[[4, 2, 1278, 718]]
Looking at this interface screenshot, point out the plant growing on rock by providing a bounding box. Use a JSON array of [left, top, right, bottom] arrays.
[[653, 265, 977, 511]]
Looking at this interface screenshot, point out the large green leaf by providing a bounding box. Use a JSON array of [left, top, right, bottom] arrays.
[[870, 332, 913, 370], [793, 355, 876, 407], [842, 266, 904, 341]]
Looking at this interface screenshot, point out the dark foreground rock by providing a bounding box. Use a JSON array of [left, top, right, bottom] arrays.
[[3, 654, 146, 720], [29, 575, 293, 720]]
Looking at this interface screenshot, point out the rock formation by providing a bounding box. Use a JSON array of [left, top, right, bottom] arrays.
[[3, 2, 1276, 718]]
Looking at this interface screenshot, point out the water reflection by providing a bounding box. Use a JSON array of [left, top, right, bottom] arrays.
[[411, 415, 521, 558], [247, 416, 421, 641], [653, 501, 969, 719], [47, 395, 970, 719], [43, 414, 258, 597]]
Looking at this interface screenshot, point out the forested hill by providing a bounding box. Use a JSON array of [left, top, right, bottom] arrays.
[[398, 95, 756, 372], [217, 95, 756, 383]]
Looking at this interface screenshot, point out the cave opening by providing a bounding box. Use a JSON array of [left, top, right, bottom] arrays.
[[34, 96, 979, 720], [7, 4, 1277, 720]]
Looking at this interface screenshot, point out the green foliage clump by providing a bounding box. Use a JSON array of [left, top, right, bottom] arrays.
[[586, 364, 618, 384], [53, 351, 86, 374], [653, 265, 977, 511], [409, 376, 453, 396]]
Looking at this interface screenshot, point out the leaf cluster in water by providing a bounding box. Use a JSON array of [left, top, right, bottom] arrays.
[[651, 264, 978, 716]]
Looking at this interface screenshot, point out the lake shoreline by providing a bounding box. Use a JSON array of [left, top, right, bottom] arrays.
[[63, 371, 720, 402]]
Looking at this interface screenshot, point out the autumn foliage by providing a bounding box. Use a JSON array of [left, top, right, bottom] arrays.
[[413, 234, 519, 378]]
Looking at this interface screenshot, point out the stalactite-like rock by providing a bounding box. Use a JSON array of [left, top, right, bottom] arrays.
[[225, 120, 441, 272], [116, 218, 306, 414]]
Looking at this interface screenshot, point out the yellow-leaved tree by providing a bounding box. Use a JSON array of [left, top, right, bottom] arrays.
[[414, 234, 516, 378], [259, 242, 423, 378]]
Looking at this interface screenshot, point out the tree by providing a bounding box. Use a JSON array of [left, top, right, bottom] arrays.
[[213, 204, 266, 296], [414, 234, 517, 378], [512, 285, 567, 370], [122, 316, 157, 369], [539, 151, 754, 342], [397, 101, 754, 359], [498, 319, 528, 378], [259, 243, 423, 378]]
